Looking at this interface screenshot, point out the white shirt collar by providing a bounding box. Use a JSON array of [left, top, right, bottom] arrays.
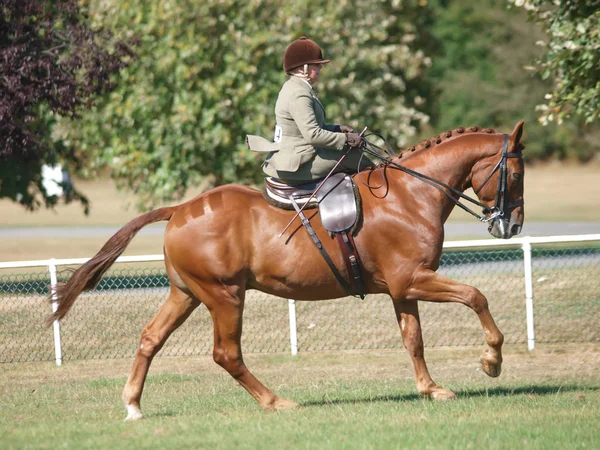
[[292, 75, 313, 90]]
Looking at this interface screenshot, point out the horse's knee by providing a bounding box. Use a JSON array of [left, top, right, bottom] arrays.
[[464, 287, 488, 314], [464, 288, 504, 347], [137, 330, 164, 358], [213, 347, 244, 378]]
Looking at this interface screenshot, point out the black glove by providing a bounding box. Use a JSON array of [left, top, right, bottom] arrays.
[[345, 132, 363, 149], [339, 125, 355, 133]]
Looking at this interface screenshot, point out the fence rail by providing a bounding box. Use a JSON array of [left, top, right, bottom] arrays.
[[1, 234, 599, 365]]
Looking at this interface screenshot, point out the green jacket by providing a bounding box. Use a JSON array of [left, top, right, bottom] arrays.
[[246, 76, 370, 183]]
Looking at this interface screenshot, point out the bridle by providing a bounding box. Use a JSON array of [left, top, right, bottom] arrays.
[[472, 134, 524, 221], [361, 133, 523, 223]]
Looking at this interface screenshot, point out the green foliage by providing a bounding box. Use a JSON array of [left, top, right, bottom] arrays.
[[10, 0, 598, 213], [0, 0, 130, 211], [510, 0, 600, 125], [55, 0, 435, 209], [426, 0, 600, 161]]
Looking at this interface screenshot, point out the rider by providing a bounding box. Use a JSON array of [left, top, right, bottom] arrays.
[[246, 36, 371, 185]]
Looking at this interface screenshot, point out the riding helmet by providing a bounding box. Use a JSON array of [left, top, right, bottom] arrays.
[[283, 36, 330, 73]]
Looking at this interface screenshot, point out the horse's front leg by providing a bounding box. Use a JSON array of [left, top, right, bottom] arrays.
[[406, 268, 504, 378], [392, 299, 457, 400]]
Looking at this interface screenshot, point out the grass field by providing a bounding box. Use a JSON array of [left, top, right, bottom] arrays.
[[1, 345, 599, 449], [1, 263, 597, 448], [1, 162, 599, 261], [1, 163, 599, 448]]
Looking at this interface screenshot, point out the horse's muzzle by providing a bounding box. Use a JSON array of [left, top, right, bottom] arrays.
[[488, 217, 522, 239]]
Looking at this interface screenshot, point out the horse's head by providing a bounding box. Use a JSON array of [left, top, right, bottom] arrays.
[[471, 121, 525, 239]]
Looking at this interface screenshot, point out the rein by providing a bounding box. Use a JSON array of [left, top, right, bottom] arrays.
[[361, 134, 521, 223]]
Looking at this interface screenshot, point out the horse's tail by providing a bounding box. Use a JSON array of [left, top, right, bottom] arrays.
[[44, 206, 176, 326]]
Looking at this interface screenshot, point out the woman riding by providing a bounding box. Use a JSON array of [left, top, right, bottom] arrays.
[[247, 36, 371, 185]]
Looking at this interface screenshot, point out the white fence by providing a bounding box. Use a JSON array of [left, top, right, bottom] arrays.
[[1, 234, 599, 366]]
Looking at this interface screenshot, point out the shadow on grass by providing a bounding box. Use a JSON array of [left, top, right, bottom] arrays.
[[302, 393, 421, 407], [302, 383, 599, 407], [142, 384, 600, 418], [457, 384, 599, 398]]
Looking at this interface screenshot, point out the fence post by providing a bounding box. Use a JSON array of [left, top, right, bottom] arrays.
[[522, 238, 535, 350], [48, 260, 63, 366], [288, 299, 298, 356]]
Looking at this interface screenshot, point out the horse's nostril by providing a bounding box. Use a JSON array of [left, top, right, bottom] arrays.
[[511, 224, 522, 235]]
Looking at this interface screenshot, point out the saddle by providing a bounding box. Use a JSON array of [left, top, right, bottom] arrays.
[[264, 173, 366, 298]]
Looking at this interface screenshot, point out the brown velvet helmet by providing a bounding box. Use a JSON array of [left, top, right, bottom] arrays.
[[283, 36, 330, 73]]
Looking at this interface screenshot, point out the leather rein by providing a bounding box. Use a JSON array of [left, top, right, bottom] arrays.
[[361, 134, 523, 223]]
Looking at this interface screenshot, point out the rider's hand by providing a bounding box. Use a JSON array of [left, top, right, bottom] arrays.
[[345, 132, 363, 149], [339, 125, 355, 133]]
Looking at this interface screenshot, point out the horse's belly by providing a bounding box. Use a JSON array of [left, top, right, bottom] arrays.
[[247, 279, 348, 301]]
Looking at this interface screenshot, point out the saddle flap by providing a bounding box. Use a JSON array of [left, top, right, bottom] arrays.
[[263, 173, 360, 233], [316, 173, 358, 233]]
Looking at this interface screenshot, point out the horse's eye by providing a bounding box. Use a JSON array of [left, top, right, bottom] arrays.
[[513, 173, 522, 181]]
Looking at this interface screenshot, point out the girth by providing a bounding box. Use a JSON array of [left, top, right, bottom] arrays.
[[267, 173, 366, 299]]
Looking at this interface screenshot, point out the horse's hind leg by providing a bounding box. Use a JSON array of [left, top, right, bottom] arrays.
[[200, 282, 298, 410], [407, 269, 504, 378], [122, 286, 199, 421], [392, 299, 456, 400]]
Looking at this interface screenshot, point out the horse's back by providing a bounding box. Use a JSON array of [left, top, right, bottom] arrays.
[[162, 184, 270, 279], [167, 184, 262, 228]]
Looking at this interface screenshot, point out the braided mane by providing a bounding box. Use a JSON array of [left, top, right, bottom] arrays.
[[397, 126, 497, 159]]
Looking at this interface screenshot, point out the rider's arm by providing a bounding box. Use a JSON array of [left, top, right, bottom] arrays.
[[288, 92, 347, 150]]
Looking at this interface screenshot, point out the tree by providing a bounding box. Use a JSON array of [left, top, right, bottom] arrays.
[[0, 0, 131, 211], [510, 0, 600, 125], [425, 0, 600, 161], [53, 0, 436, 210]]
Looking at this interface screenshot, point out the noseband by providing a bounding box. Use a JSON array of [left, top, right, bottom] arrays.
[[362, 133, 523, 223]]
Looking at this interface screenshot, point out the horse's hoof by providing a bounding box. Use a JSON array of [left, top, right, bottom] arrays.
[[431, 388, 457, 401], [266, 397, 299, 411], [124, 405, 144, 421], [480, 350, 502, 378], [422, 387, 457, 401]]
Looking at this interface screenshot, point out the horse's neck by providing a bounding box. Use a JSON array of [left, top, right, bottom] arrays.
[[393, 139, 487, 223]]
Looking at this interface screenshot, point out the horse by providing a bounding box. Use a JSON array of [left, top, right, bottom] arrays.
[[46, 120, 525, 421]]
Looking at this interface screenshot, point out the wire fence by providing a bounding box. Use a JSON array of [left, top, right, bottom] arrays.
[[1, 235, 599, 365]]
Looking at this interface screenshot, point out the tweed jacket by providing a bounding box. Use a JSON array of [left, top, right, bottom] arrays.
[[246, 76, 369, 182]]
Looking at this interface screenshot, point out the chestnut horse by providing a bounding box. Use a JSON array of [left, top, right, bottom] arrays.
[[47, 121, 525, 421]]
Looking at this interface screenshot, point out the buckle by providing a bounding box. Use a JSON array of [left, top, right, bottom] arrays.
[[479, 207, 503, 223]]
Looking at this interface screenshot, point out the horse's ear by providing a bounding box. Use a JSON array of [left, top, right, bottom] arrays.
[[510, 120, 525, 149]]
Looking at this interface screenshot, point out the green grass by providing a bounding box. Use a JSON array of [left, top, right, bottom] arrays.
[[4, 379, 599, 449], [1, 346, 599, 449]]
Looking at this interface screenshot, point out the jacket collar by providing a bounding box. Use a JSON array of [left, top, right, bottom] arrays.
[[289, 75, 313, 91], [288, 76, 326, 116]]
